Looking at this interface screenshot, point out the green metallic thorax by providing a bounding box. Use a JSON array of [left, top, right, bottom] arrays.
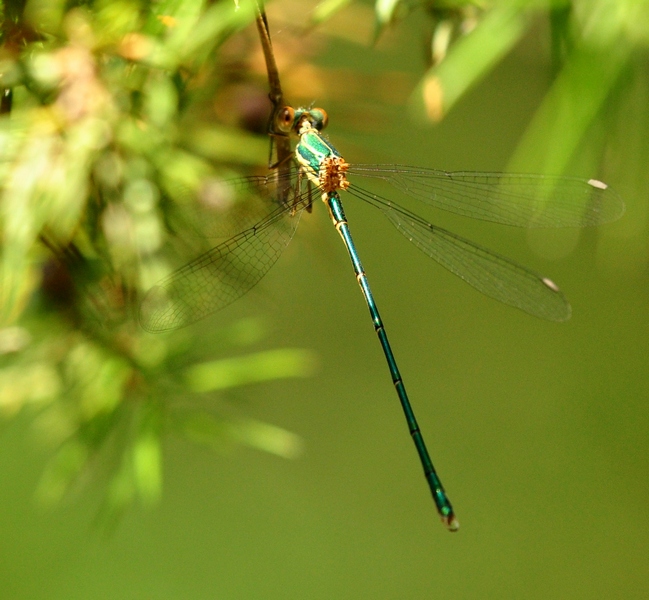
[[295, 123, 343, 187]]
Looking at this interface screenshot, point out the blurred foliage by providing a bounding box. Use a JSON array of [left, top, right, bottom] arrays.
[[0, 0, 646, 523], [0, 0, 318, 524]]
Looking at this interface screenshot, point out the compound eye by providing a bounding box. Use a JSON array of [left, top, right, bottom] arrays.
[[310, 108, 328, 130], [275, 106, 295, 133]]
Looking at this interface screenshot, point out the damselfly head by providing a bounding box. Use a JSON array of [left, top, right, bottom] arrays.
[[276, 106, 329, 135]]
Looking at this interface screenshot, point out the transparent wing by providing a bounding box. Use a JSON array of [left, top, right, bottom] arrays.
[[348, 187, 571, 321], [139, 173, 311, 332], [347, 165, 625, 228]]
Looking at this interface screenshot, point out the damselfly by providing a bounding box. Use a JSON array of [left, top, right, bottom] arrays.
[[140, 106, 624, 530]]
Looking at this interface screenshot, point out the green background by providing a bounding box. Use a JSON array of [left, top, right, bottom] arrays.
[[1, 2, 647, 598]]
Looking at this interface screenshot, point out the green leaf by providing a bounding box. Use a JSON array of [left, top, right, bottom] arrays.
[[375, 0, 401, 25], [183, 348, 318, 393], [0, 362, 60, 416], [132, 429, 162, 505], [155, 0, 257, 69], [508, 38, 631, 175], [311, 0, 353, 26], [409, 4, 528, 121], [143, 73, 178, 128], [373, 0, 402, 41], [174, 410, 304, 459], [228, 417, 304, 459]]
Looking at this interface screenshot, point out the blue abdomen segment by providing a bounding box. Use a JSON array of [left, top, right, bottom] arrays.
[[325, 191, 458, 530]]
